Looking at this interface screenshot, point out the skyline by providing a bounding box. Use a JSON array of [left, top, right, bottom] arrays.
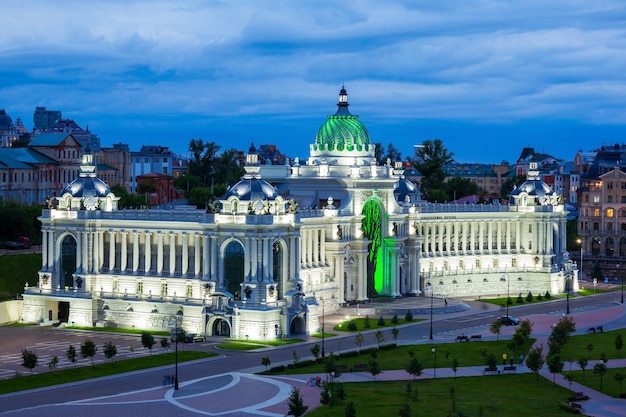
[[2, 1, 626, 163]]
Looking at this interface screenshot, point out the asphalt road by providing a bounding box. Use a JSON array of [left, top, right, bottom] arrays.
[[0, 291, 622, 415]]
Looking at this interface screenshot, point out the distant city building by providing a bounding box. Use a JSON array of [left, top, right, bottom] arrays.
[[577, 144, 626, 264], [444, 161, 510, 196], [33, 106, 62, 132], [0, 110, 18, 148], [130, 146, 173, 192]]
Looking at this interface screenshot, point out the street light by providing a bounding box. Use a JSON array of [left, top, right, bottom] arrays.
[[330, 371, 336, 407], [432, 347, 437, 379], [320, 296, 325, 358], [566, 287, 570, 315], [617, 263, 623, 304], [577, 238, 583, 280], [168, 315, 182, 390], [504, 274, 510, 318], [429, 287, 434, 340]]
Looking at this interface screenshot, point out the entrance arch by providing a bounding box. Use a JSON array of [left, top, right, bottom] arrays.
[[211, 318, 231, 337], [224, 240, 244, 299], [289, 315, 306, 335], [61, 235, 77, 288], [362, 199, 383, 298]]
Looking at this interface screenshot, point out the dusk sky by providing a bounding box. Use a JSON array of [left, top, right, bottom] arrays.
[[2, 1, 626, 164]]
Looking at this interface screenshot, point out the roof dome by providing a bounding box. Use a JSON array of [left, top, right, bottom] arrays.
[[509, 162, 559, 207], [313, 87, 371, 153], [61, 175, 112, 199], [223, 174, 278, 201], [394, 178, 420, 204], [0, 110, 13, 130], [510, 179, 553, 198]]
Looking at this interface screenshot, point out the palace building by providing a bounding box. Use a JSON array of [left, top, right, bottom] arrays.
[[21, 87, 576, 340]]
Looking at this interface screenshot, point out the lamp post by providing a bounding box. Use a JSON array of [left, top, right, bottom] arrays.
[[566, 287, 570, 315], [577, 238, 583, 280], [617, 263, 623, 304], [432, 347, 437, 379], [168, 315, 182, 390], [320, 296, 325, 358], [429, 287, 434, 340], [330, 371, 336, 407], [505, 275, 510, 318]]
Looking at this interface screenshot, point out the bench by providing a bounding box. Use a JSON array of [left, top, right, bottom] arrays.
[[597, 326, 604, 333], [483, 367, 498, 375], [470, 335, 482, 341], [568, 392, 589, 401], [354, 363, 368, 372], [336, 364, 349, 372], [456, 335, 469, 342], [588, 327, 596, 334], [570, 402, 584, 412], [503, 366, 516, 373]]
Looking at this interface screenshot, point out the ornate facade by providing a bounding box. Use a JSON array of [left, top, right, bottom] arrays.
[[21, 88, 575, 340]]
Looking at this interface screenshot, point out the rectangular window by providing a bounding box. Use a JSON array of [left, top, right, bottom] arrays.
[[136, 281, 143, 295], [607, 208, 614, 218], [607, 182, 613, 189], [608, 196, 613, 203], [161, 282, 168, 297], [622, 196, 626, 203], [594, 208, 600, 217], [593, 195, 600, 203], [593, 222, 599, 231], [622, 223, 626, 231], [528, 241, 532, 250], [186, 285, 193, 298]]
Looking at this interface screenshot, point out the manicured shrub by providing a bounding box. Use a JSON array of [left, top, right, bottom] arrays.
[[526, 292, 533, 302], [347, 320, 357, 331], [405, 310, 413, 321], [545, 291, 552, 299], [516, 294, 524, 304], [391, 313, 399, 324], [378, 316, 385, 326]]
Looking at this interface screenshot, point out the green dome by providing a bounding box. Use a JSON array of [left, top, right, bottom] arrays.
[[313, 87, 371, 153]]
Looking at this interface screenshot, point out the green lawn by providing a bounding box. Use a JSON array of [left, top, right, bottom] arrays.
[[265, 339, 535, 375], [0, 253, 40, 301], [307, 374, 576, 417], [559, 329, 626, 362], [0, 351, 213, 394], [332, 317, 424, 332], [565, 366, 626, 398]]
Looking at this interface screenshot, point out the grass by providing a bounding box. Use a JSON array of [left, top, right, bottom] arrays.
[[264, 339, 536, 375], [0, 253, 40, 301], [307, 374, 576, 417], [332, 317, 424, 332], [577, 288, 614, 296], [0, 350, 213, 395], [311, 332, 337, 338], [565, 366, 626, 398], [216, 338, 304, 350], [480, 294, 558, 308], [559, 329, 626, 362]]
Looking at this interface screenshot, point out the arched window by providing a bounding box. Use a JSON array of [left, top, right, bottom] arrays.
[[224, 241, 244, 299], [272, 241, 283, 298]]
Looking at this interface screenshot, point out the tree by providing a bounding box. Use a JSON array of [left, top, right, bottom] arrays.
[[444, 176, 480, 202], [262, 356, 271, 371], [594, 363, 608, 392], [398, 403, 411, 417], [80, 339, 98, 367], [546, 354, 564, 386], [591, 261, 603, 281], [375, 330, 385, 349], [368, 358, 381, 380], [354, 333, 364, 354], [310, 344, 320, 361], [405, 355, 424, 381], [410, 139, 454, 202], [374, 142, 403, 166], [451, 358, 459, 378], [21, 349, 38, 374], [391, 327, 399, 344], [405, 310, 413, 322], [66, 345, 78, 368], [320, 384, 331, 405], [345, 401, 357, 417], [47, 355, 59, 372], [103, 341, 117, 362], [548, 316, 576, 355], [615, 334, 623, 358], [141, 332, 156, 356], [500, 174, 526, 199], [160, 338, 170, 351], [615, 372, 625, 394], [287, 386, 308, 417], [577, 357, 589, 379], [490, 319, 503, 341], [292, 350, 299, 366], [335, 383, 347, 402], [526, 345, 545, 381]]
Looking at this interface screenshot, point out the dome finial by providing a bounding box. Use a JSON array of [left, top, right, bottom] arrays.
[[335, 85, 351, 116]]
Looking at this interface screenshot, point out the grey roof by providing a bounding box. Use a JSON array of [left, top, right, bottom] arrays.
[[0, 148, 58, 168], [61, 176, 111, 199], [29, 133, 76, 147], [223, 175, 278, 201]]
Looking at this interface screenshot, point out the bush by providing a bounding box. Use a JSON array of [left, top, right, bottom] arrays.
[[379, 343, 397, 351], [545, 291, 552, 299], [526, 292, 533, 302], [516, 294, 524, 304], [391, 314, 399, 324], [297, 359, 316, 368], [405, 310, 413, 321], [360, 347, 377, 356], [507, 296, 513, 305], [364, 316, 371, 328], [378, 316, 386, 326], [537, 294, 543, 300], [347, 320, 357, 331], [269, 365, 285, 373], [339, 350, 359, 359]]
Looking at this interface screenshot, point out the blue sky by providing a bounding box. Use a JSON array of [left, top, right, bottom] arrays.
[[1, 0, 626, 164]]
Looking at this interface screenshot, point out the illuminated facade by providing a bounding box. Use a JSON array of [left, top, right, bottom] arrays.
[[21, 88, 575, 339]]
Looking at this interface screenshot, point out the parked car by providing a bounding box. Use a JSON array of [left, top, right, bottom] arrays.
[[500, 315, 520, 326], [184, 333, 205, 343], [5, 236, 32, 250]]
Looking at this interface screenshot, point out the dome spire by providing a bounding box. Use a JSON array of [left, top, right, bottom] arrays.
[[334, 84, 351, 116]]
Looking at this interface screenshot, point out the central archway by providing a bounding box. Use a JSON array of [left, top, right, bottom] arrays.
[[362, 199, 383, 298], [211, 318, 231, 337], [224, 241, 244, 299]]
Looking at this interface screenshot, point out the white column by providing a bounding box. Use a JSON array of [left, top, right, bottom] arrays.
[[496, 221, 502, 254], [194, 233, 201, 277], [169, 232, 176, 275], [487, 221, 493, 254], [82, 231, 89, 274], [244, 238, 251, 281], [48, 230, 55, 275], [120, 231, 127, 272], [202, 234, 210, 280], [182, 233, 189, 276], [75, 232, 82, 273], [313, 229, 319, 265], [320, 230, 326, 265], [470, 222, 476, 253], [210, 235, 217, 283], [144, 232, 152, 274], [99, 231, 104, 271], [42, 230, 48, 270], [516, 221, 521, 253], [92, 230, 99, 274], [133, 231, 139, 273], [109, 230, 116, 271], [157, 232, 163, 275], [445, 223, 451, 255], [506, 221, 511, 253]]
